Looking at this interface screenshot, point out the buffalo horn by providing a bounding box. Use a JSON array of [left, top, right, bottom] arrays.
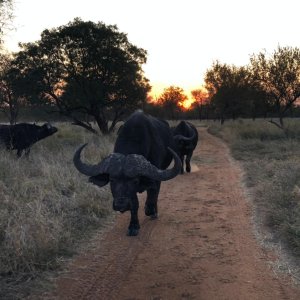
[[124, 147, 181, 181], [174, 125, 196, 142], [73, 143, 123, 176]]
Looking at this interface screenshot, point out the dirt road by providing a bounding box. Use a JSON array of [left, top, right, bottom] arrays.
[[46, 128, 300, 300]]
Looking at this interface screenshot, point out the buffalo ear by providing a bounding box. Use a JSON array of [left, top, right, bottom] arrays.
[[89, 174, 109, 187]]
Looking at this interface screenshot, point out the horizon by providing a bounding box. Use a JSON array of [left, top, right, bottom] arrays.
[[3, 0, 300, 107]]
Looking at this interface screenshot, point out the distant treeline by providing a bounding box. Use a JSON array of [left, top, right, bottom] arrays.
[[1, 18, 300, 131], [143, 101, 300, 122], [146, 46, 300, 129], [4, 102, 300, 125]]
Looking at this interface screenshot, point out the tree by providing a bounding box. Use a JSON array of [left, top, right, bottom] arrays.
[[157, 86, 187, 119], [191, 88, 208, 121], [0, 52, 25, 124], [0, 0, 14, 46], [250, 46, 300, 128], [204, 61, 260, 123], [12, 18, 151, 134]]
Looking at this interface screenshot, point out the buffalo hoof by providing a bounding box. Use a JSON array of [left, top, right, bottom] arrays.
[[150, 213, 158, 220], [186, 166, 191, 173], [127, 228, 139, 236], [145, 204, 156, 216]]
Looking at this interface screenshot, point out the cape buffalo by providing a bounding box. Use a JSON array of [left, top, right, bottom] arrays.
[[0, 122, 58, 157], [73, 110, 181, 236], [172, 120, 198, 174]]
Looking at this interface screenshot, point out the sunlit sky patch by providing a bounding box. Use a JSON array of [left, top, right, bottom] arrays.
[[3, 0, 300, 102]]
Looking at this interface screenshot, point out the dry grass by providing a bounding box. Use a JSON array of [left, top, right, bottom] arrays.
[[0, 122, 116, 298], [208, 118, 300, 279]]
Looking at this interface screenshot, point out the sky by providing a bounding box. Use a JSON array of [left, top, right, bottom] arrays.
[[3, 0, 300, 101]]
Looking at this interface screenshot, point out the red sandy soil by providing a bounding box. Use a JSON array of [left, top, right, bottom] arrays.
[[43, 127, 300, 300]]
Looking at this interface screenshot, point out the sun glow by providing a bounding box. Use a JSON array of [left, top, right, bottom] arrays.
[[148, 96, 195, 110], [149, 84, 199, 110], [3, 0, 300, 113], [178, 98, 195, 110]]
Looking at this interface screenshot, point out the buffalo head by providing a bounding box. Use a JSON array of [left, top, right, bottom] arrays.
[[40, 123, 58, 136], [173, 129, 196, 152], [73, 144, 181, 213]]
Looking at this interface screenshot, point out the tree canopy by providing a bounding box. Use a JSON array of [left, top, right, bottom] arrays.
[[0, 0, 14, 46], [157, 86, 187, 119], [204, 61, 267, 123], [11, 18, 151, 134], [0, 52, 23, 124], [250, 46, 300, 128], [191, 88, 208, 121]]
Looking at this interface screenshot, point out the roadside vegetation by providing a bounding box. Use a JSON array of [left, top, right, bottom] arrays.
[[1, 4, 300, 296], [0, 123, 116, 298], [208, 119, 300, 261]]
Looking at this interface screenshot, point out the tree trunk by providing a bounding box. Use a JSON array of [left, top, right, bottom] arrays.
[[268, 119, 284, 130], [198, 103, 203, 121], [279, 115, 284, 127], [71, 118, 98, 134], [108, 110, 124, 134], [94, 114, 109, 135], [9, 105, 18, 125]]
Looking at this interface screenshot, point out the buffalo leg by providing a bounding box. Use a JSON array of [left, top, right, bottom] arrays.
[[24, 148, 31, 156], [180, 154, 185, 174], [17, 149, 23, 157], [145, 182, 160, 219], [127, 194, 140, 236], [185, 151, 193, 173]]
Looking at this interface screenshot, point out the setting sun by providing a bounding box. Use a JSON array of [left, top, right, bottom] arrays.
[[149, 84, 200, 110], [178, 98, 195, 110]]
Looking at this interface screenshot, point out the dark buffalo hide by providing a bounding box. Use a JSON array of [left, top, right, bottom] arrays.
[[0, 123, 58, 157], [73, 110, 182, 236], [172, 120, 198, 173]]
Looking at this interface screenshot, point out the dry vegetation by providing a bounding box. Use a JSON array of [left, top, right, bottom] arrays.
[[208, 119, 300, 273], [3, 118, 300, 297], [0, 123, 116, 298]]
